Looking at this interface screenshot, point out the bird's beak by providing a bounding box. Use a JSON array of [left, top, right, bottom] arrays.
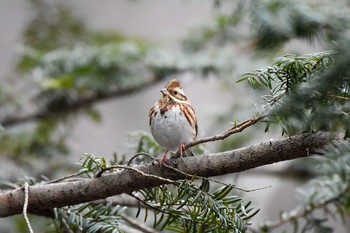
[[160, 88, 169, 95]]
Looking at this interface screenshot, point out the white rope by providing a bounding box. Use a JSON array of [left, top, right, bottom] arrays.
[[23, 182, 34, 233]]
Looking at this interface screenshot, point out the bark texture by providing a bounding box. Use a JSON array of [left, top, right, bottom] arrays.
[[0, 131, 344, 217]]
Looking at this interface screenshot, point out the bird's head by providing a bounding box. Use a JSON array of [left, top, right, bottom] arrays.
[[161, 79, 187, 101]]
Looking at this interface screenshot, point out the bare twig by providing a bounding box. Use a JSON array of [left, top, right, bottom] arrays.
[[176, 115, 266, 155], [22, 182, 34, 233], [95, 164, 176, 184], [129, 193, 171, 215], [120, 212, 158, 233], [48, 170, 88, 184], [127, 152, 156, 166]]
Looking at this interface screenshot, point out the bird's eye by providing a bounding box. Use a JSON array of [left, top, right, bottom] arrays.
[[173, 91, 178, 95]]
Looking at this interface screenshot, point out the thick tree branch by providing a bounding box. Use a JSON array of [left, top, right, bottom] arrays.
[[0, 131, 345, 218]]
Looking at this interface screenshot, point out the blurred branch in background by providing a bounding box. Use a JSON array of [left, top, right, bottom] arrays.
[[0, 77, 162, 127]]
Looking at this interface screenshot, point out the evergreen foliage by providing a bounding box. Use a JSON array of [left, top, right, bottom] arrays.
[[55, 203, 124, 233], [48, 153, 258, 233], [238, 50, 349, 135]]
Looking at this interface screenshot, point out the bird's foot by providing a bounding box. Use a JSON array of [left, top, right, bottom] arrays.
[[155, 149, 169, 166]]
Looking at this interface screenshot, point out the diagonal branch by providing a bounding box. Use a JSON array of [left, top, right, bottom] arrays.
[[0, 131, 344, 218], [179, 115, 266, 154]]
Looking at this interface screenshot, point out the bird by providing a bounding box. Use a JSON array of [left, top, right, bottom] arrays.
[[149, 79, 198, 164]]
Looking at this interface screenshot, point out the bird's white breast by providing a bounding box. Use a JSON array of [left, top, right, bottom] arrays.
[[150, 105, 193, 152]]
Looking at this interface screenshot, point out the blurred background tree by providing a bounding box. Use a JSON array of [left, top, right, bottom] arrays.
[[0, 0, 349, 232]]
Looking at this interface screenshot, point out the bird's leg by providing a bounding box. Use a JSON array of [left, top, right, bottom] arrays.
[[161, 149, 169, 163], [179, 144, 186, 156], [178, 144, 191, 172], [156, 149, 169, 165]]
